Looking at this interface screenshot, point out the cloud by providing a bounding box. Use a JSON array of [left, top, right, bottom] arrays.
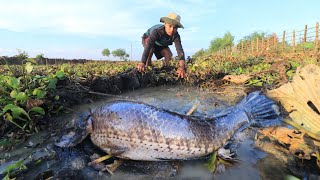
[[0, 0, 217, 38], [0, 0, 149, 37], [0, 0, 220, 59]]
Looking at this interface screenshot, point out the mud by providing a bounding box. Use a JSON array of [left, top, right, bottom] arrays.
[[1, 85, 319, 179]]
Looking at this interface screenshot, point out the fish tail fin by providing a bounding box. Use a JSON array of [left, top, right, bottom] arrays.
[[238, 91, 282, 126]]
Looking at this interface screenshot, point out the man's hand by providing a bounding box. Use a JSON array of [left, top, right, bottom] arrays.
[[176, 67, 186, 78], [137, 62, 146, 72], [176, 60, 186, 78]]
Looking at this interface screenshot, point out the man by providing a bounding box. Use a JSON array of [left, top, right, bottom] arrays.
[[137, 13, 186, 78]]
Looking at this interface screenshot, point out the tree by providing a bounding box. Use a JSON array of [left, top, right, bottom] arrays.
[[112, 48, 129, 61], [36, 53, 47, 65], [192, 48, 207, 59], [208, 32, 234, 53], [102, 48, 110, 58], [236, 31, 269, 49], [242, 31, 266, 42], [36, 53, 45, 60]]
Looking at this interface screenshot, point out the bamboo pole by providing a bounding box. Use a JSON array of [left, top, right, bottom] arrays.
[[293, 30, 296, 52], [316, 22, 319, 51], [282, 31, 286, 50], [304, 25, 307, 43]]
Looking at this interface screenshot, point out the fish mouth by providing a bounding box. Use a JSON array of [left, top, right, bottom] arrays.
[[55, 131, 80, 147], [55, 112, 91, 147]]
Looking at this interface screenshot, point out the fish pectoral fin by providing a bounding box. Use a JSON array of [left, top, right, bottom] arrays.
[[88, 154, 113, 166], [101, 159, 124, 175], [107, 145, 128, 156], [89, 145, 127, 166]]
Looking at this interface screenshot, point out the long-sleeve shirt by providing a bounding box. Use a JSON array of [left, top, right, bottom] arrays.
[[141, 24, 185, 64]]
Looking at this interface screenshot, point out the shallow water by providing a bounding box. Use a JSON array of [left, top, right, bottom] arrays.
[[0, 85, 313, 179]]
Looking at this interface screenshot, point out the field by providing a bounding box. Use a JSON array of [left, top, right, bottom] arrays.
[[1, 51, 319, 136]]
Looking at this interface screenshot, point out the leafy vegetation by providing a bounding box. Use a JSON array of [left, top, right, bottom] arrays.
[[0, 58, 140, 136], [2, 160, 27, 180], [0, 60, 65, 133]]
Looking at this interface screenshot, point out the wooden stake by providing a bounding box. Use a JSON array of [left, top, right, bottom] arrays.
[[304, 25, 307, 43], [261, 37, 265, 52], [241, 41, 244, 55], [282, 31, 286, 50], [315, 22, 319, 51], [251, 40, 254, 53], [256, 37, 259, 53], [273, 33, 277, 49], [293, 30, 296, 52]]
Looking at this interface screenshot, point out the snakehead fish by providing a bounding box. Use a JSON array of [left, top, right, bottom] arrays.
[[56, 91, 281, 161]]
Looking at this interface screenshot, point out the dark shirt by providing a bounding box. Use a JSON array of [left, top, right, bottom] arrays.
[[141, 24, 185, 64]]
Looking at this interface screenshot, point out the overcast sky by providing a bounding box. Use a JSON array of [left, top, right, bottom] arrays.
[[0, 0, 319, 60]]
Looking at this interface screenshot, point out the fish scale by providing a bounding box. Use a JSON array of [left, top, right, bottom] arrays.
[[56, 91, 282, 161]]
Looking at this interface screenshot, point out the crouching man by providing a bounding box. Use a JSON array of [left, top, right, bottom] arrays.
[[137, 12, 186, 78]]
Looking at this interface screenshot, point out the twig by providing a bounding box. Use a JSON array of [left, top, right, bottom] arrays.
[[186, 101, 200, 115], [88, 91, 129, 99]]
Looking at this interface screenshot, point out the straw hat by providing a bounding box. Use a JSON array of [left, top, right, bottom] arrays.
[[160, 12, 184, 29]]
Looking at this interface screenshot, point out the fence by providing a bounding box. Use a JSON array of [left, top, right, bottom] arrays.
[[216, 22, 319, 56]]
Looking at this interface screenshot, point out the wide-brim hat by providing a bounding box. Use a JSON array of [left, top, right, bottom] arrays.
[[160, 12, 184, 29]]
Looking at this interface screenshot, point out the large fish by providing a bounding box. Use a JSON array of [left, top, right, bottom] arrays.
[[56, 91, 282, 161]]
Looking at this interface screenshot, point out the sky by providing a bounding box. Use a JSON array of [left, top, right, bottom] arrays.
[[0, 0, 319, 60]]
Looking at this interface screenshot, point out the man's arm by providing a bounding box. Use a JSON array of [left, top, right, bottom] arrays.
[[141, 31, 159, 64], [174, 34, 186, 78], [138, 30, 160, 72], [173, 34, 185, 62]]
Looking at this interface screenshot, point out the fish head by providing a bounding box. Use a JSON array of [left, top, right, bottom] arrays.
[[55, 111, 92, 147]]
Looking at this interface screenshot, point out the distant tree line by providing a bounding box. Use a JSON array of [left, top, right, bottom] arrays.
[[0, 47, 132, 65], [192, 31, 267, 59], [102, 48, 129, 61], [0, 50, 90, 65], [0, 56, 90, 65]]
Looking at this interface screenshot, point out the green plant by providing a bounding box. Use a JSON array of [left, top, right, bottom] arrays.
[[16, 49, 29, 60], [2, 160, 27, 180], [297, 42, 315, 50], [0, 61, 65, 133]]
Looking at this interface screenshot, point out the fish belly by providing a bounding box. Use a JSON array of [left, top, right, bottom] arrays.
[[91, 133, 214, 161]]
